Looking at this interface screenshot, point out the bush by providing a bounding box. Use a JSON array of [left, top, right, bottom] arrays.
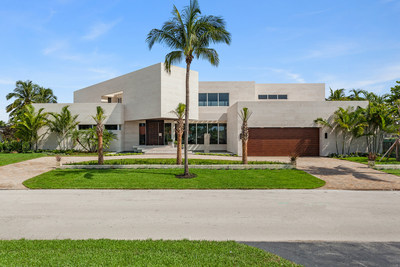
[[0, 140, 32, 153]]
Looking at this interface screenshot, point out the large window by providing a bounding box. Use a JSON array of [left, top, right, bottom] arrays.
[[105, 125, 119, 131], [208, 123, 219, 144], [218, 124, 227, 144], [199, 93, 229, 106], [139, 123, 146, 145], [199, 93, 207, 106], [197, 124, 208, 144], [182, 123, 227, 145], [258, 94, 288, 100], [188, 124, 197, 144]]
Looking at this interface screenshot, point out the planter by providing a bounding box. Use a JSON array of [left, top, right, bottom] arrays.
[[56, 161, 62, 167], [368, 160, 375, 168], [168, 141, 174, 148], [290, 160, 297, 168]]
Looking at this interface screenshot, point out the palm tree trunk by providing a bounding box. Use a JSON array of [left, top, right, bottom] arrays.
[[242, 139, 248, 164], [177, 131, 182, 165], [98, 132, 104, 165], [183, 61, 191, 176]]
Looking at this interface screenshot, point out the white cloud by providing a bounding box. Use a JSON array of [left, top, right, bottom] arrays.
[[301, 42, 358, 60], [268, 68, 306, 83], [82, 19, 122, 40]]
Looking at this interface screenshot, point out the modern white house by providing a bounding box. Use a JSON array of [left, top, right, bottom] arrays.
[[33, 63, 368, 156]]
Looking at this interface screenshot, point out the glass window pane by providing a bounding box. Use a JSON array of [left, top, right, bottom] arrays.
[[278, 94, 288, 99], [188, 124, 197, 144], [258, 95, 267, 99], [208, 93, 218, 106], [268, 95, 278, 99], [199, 93, 207, 106], [218, 93, 229, 106], [197, 124, 207, 144], [164, 123, 172, 143], [105, 125, 118, 130], [78, 125, 93, 130], [139, 123, 146, 145], [218, 124, 227, 144], [208, 123, 218, 144]]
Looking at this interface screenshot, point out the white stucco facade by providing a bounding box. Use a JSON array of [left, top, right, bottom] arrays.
[[33, 63, 368, 156]]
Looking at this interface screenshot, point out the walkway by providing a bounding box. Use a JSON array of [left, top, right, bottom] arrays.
[[0, 190, 399, 241]]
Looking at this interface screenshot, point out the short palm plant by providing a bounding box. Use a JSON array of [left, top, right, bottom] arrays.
[[47, 105, 79, 150], [239, 107, 252, 164], [173, 103, 186, 165], [92, 106, 106, 165], [146, 0, 231, 177]]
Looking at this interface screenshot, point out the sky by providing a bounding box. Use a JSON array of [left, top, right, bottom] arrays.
[[1, 0, 400, 122]]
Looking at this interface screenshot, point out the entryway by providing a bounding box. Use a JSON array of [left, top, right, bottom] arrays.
[[146, 120, 164, 145]]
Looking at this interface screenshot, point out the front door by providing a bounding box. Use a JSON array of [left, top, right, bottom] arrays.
[[146, 120, 164, 145]]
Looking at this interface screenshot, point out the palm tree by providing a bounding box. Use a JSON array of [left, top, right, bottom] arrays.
[[146, 0, 231, 177], [47, 105, 79, 150], [239, 107, 252, 164], [6, 80, 37, 119], [327, 88, 348, 101], [13, 105, 48, 150], [348, 89, 367, 101], [92, 106, 106, 165], [172, 103, 185, 165], [35, 86, 57, 103]]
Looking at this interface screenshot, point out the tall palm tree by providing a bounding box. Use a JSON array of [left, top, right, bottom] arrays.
[[239, 107, 252, 164], [146, 0, 231, 177], [6, 80, 37, 119], [348, 89, 367, 101], [35, 86, 57, 103], [172, 103, 185, 165], [13, 105, 48, 150], [92, 106, 106, 165], [47, 105, 79, 150]]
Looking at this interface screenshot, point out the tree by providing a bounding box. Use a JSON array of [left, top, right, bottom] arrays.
[[172, 103, 185, 165], [239, 107, 252, 164], [35, 86, 57, 103], [327, 88, 348, 101], [6, 80, 57, 119], [13, 105, 48, 150], [146, 0, 231, 177], [92, 106, 106, 165], [348, 89, 367, 101], [47, 105, 79, 150], [72, 128, 116, 153], [0, 120, 6, 127]]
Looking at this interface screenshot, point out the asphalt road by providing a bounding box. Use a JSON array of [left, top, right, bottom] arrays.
[[243, 242, 400, 267], [0, 190, 399, 241]]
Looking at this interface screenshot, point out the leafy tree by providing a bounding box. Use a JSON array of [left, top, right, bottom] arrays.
[[172, 103, 185, 165], [239, 107, 252, 164], [6, 80, 57, 119], [0, 120, 6, 127], [327, 88, 348, 101], [348, 89, 367, 101], [146, 0, 231, 177], [13, 105, 48, 150], [92, 106, 106, 165], [47, 105, 79, 150]]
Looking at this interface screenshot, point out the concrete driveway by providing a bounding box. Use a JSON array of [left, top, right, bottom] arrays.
[[0, 190, 399, 241]]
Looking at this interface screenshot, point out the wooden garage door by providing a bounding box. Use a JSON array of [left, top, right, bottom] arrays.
[[248, 128, 319, 156]]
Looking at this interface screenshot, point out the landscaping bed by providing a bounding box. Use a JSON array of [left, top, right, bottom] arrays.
[[0, 239, 298, 266], [23, 168, 324, 189], [66, 158, 284, 165]]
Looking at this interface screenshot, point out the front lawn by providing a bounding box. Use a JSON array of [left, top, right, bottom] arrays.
[[381, 169, 400, 176], [340, 156, 400, 165], [0, 153, 45, 166], [68, 158, 283, 165], [23, 168, 324, 189], [0, 239, 299, 266]]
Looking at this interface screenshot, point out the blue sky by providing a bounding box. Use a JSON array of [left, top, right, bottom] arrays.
[[1, 0, 400, 122]]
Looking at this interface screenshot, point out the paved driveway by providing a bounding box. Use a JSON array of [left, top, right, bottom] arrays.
[[0, 190, 399, 241]]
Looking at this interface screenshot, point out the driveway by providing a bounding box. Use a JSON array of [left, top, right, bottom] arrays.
[[0, 190, 399, 241], [1, 154, 400, 190]]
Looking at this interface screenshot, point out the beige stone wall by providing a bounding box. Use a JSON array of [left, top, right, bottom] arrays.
[[227, 100, 369, 156], [255, 83, 326, 101]]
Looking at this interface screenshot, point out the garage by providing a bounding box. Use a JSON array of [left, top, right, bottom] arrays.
[[248, 128, 320, 156]]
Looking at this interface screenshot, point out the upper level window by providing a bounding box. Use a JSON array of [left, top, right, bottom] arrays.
[[199, 93, 229, 106], [78, 125, 94, 130], [199, 93, 207, 106], [105, 125, 119, 131], [258, 94, 288, 100]]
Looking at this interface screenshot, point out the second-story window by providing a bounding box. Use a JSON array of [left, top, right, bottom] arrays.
[[258, 94, 288, 100], [198, 93, 230, 106]]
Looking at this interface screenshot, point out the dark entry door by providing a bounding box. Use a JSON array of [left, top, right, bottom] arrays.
[[146, 120, 164, 145]]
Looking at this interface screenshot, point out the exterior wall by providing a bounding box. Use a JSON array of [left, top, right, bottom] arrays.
[[124, 120, 142, 151], [255, 83, 325, 101], [227, 100, 368, 156], [74, 63, 198, 121], [32, 103, 124, 151]]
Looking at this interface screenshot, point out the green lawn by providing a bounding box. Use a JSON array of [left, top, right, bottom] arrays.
[[381, 169, 400, 176], [0, 240, 299, 266], [68, 158, 283, 165], [340, 156, 400, 165], [0, 153, 45, 166], [23, 168, 324, 189]]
